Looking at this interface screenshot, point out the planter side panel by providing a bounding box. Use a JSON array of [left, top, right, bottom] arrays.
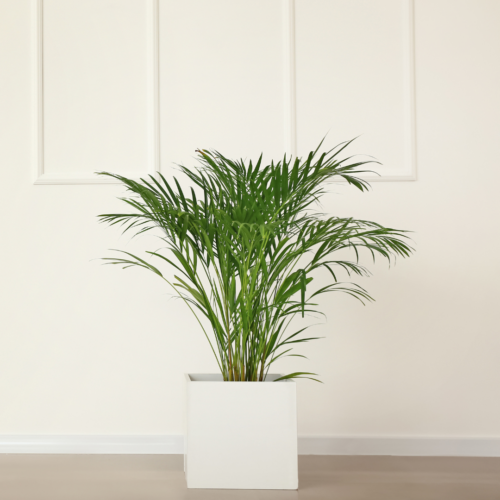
[[186, 378, 297, 489]]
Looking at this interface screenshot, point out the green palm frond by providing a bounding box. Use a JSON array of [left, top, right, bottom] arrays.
[[97, 140, 413, 382]]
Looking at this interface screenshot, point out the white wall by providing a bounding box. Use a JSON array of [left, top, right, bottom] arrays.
[[1, 0, 500, 444]]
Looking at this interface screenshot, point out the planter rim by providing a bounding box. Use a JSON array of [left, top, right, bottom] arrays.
[[185, 373, 294, 383]]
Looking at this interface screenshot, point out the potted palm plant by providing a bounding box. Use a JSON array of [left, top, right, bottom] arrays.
[[98, 139, 412, 489]]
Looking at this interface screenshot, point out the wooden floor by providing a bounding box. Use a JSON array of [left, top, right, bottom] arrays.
[[1, 455, 500, 499]]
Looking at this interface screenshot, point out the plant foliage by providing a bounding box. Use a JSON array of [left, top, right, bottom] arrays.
[[98, 140, 412, 382]]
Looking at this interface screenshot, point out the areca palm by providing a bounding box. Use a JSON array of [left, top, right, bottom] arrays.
[[98, 139, 412, 382]]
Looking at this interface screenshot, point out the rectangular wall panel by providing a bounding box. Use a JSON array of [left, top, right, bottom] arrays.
[[159, 0, 285, 173], [33, 0, 159, 184], [294, 0, 415, 180]]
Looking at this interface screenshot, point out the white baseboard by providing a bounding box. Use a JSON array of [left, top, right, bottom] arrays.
[[298, 436, 500, 457], [1, 435, 500, 457], [0, 435, 184, 454]]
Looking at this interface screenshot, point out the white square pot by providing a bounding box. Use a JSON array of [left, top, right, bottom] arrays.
[[184, 373, 298, 490]]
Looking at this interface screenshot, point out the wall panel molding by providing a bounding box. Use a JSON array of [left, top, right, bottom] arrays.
[[34, 0, 414, 185], [282, 0, 297, 158], [32, 0, 160, 185], [399, 0, 417, 181], [286, 0, 417, 181]]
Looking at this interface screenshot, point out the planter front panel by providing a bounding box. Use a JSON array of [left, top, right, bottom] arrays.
[[185, 374, 298, 490]]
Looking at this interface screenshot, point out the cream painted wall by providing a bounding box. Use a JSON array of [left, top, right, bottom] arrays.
[[1, 0, 499, 440]]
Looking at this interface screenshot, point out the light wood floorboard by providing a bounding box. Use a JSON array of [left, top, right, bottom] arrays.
[[1, 455, 500, 499]]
